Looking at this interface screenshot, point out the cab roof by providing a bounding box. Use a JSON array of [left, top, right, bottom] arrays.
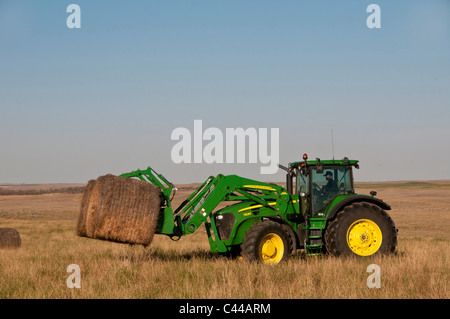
[[290, 158, 359, 168]]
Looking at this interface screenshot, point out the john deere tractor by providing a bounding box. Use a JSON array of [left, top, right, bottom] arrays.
[[120, 154, 397, 263]]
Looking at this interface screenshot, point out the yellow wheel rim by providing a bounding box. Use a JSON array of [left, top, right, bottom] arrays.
[[346, 219, 382, 256], [258, 233, 284, 264]]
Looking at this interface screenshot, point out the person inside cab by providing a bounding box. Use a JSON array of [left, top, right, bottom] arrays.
[[321, 171, 338, 198]]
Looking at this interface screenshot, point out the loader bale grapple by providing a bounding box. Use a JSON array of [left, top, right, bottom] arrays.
[[78, 154, 398, 263]]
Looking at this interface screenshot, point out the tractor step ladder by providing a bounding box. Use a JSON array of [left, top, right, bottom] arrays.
[[305, 227, 323, 256]]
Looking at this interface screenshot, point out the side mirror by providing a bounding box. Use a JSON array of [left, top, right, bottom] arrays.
[[278, 164, 290, 173]]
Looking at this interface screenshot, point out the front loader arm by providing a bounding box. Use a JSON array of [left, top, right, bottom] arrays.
[[174, 174, 289, 252], [119, 167, 290, 253], [177, 175, 287, 232]]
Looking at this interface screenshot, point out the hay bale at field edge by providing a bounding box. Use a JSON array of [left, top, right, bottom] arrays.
[[0, 228, 21, 249]]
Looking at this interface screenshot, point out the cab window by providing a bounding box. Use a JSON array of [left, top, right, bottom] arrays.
[[311, 166, 352, 215]]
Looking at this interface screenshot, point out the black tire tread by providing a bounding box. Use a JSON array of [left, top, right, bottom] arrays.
[[241, 220, 289, 262], [325, 202, 398, 256]]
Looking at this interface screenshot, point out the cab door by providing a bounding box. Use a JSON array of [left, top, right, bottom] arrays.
[[296, 167, 310, 216]]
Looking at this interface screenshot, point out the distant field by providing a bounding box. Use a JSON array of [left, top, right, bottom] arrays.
[[355, 180, 450, 189], [0, 183, 85, 196], [0, 183, 85, 190], [0, 181, 449, 298]]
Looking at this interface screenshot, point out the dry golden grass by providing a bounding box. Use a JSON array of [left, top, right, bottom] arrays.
[[0, 181, 449, 299]]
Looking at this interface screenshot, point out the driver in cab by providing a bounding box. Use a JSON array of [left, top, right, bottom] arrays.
[[321, 171, 338, 198]]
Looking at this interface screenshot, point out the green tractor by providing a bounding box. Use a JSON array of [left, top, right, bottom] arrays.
[[120, 154, 397, 263]]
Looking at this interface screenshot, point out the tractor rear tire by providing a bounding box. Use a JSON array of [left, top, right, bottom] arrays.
[[241, 220, 289, 264], [325, 202, 397, 257]]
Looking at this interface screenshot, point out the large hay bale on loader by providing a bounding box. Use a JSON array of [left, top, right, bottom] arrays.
[[85, 177, 106, 238], [0, 228, 21, 249], [77, 175, 161, 246], [76, 179, 97, 237]]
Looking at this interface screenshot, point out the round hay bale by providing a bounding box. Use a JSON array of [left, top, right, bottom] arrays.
[[77, 174, 161, 246], [93, 175, 161, 246], [77, 179, 97, 237], [84, 177, 106, 238], [0, 228, 21, 249]]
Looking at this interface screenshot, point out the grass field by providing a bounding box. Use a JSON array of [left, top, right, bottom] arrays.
[[0, 181, 449, 299]]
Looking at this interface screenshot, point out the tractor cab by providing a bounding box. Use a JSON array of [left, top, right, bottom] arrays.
[[290, 154, 359, 217]]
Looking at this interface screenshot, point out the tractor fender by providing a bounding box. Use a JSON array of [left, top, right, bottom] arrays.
[[326, 195, 391, 221], [229, 213, 299, 254]]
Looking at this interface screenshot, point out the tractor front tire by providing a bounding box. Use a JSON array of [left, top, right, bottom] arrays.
[[241, 220, 289, 264], [325, 203, 397, 257]]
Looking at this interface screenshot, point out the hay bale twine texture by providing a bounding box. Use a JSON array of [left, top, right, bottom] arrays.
[[76, 179, 97, 237], [77, 175, 161, 246], [0, 228, 21, 249]]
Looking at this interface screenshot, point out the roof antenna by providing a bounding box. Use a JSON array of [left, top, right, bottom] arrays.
[[331, 128, 335, 163]]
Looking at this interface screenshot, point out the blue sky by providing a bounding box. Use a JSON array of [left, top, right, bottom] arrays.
[[1, 0, 449, 184]]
